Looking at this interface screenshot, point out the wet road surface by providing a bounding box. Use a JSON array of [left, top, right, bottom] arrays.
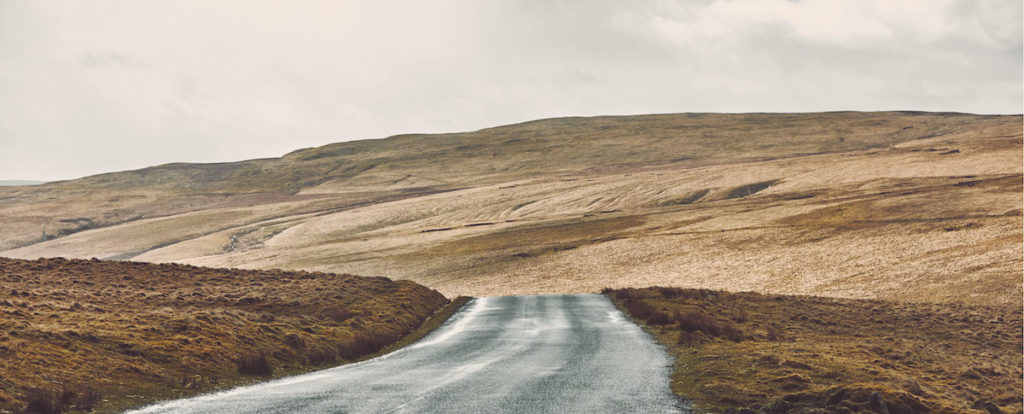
[[129, 294, 688, 413]]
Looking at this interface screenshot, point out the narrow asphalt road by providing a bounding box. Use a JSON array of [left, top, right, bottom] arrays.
[[129, 294, 689, 413]]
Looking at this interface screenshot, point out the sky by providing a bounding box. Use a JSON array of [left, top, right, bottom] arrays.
[[0, 0, 1021, 182]]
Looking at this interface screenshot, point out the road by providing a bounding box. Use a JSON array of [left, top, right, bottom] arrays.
[[129, 294, 689, 413]]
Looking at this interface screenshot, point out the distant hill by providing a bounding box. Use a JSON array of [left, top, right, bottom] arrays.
[[0, 111, 1020, 305], [24, 111, 1009, 193], [0, 180, 44, 186]]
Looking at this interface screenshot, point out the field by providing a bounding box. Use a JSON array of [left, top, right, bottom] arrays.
[[1, 112, 1019, 307], [606, 287, 1022, 414], [0, 257, 450, 413]]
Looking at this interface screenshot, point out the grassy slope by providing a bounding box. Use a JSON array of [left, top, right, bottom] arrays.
[[0, 112, 1020, 306], [606, 287, 1022, 414], [0, 111, 1002, 250], [0, 257, 451, 413]]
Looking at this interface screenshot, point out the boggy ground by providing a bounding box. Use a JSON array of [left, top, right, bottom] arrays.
[[0, 257, 450, 413], [606, 287, 1022, 414]]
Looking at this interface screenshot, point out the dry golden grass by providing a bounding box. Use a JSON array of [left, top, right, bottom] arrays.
[[0, 257, 449, 413], [0, 112, 1020, 413], [0, 112, 1020, 306], [606, 287, 1022, 414]]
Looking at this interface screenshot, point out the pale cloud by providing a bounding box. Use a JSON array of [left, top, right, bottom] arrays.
[[0, 0, 1019, 181]]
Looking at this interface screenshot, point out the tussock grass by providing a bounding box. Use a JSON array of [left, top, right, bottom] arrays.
[[606, 287, 1022, 413], [319, 307, 354, 323], [338, 332, 401, 361], [609, 287, 745, 341], [673, 309, 742, 342], [0, 257, 450, 413], [236, 352, 273, 377], [353, 296, 473, 362], [22, 385, 100, 414]]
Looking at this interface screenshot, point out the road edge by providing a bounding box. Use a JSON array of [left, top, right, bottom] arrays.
[[354, 296, 474, 362], [602, 291, 700, 414], [121, 296, 473, 414]]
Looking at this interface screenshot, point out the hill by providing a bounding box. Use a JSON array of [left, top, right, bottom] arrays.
[[1, 111, 1020, 305], [0, 181, 45, 187]]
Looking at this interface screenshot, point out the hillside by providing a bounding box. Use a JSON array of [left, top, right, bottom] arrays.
[[0, 181, 44, 187], [1, 111, 1020, 305], [0, 257, 450, 413]]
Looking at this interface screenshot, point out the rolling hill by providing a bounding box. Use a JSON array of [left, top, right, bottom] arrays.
[[1, 111, 1020, 305]]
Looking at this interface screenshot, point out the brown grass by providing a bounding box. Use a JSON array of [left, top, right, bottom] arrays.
[[0, 112, 1020, 305], [236, 352, 273, 376], [0, 257, 450, 413], [21, 385, 100, 414], [354, 296, 472, 362], [606, 287, 1023, 414]]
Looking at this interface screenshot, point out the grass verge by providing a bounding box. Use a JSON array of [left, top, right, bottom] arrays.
[[354, 296, 472, 362], [604, 287, 1021, 414], [0, 257, 453, 413]]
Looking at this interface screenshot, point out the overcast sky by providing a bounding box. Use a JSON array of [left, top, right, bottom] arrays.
[[1, 0, 1021, 181]]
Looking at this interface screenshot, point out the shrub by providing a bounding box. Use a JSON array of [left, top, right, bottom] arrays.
[[733, 308, 750, 323], [624, 299, 674, 325], [646, 309, 675, 325], [337, 331, 400, 360], [320, 307, 353, 323], [237, 352, 273, 376], [24, 387, 60, 414], [603, 288, 632, 301], [657, 287, 684, 298], [284, 333, 307, 349], [677, 330, 711, 345], [674, 309, 744, 342], [306, 346, 338, 366], [720, 320, 744, 342], [674, 309, 721, 336], [22, 384, 100, 414]]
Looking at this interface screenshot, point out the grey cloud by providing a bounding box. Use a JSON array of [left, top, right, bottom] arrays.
[[0, 0, 1020, 182], [945, 0, 1022, 47]]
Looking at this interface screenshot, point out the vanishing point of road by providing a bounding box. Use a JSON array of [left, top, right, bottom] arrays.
[[129, 294, 689, 413]]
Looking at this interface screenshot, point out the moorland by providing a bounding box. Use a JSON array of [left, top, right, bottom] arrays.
[[1, 111, 1020, 413], [607, 287, 1022, 413], [0, 257, 451, 413], [1, 112, 1020, 305]]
